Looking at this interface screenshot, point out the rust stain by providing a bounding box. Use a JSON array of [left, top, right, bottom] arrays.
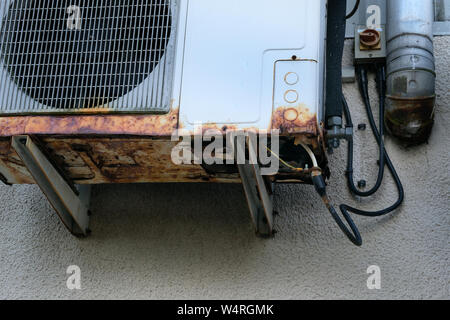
[[0, 108, 180, 137], [193, 124, 240, 136], [0, 100, 327, 185], [0, 139, 34, 184], [0, 135, 328, 185], [386, 95, 435, 145], [0, 137, 243, 185], [175, 122, 268, 137], [271, 103, 318, 135], [41, 138, 241, 184]]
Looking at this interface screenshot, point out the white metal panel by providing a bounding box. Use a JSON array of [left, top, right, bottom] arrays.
[[178, 0, 325, 129], [273, 60, 319, 116]]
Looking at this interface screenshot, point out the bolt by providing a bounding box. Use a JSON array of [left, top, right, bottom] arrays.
[[358, 180, 367, 189], [327, 138, 340, 150], [327, 147, 334, 155]]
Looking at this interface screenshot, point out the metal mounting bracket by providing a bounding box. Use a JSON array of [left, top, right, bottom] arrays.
[[236, 134, 274, 238], [11, 136, 91, 237]]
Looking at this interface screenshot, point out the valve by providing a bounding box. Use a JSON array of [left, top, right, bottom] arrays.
[[359, 29, 381, 49]]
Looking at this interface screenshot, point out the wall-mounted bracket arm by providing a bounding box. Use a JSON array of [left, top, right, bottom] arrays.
[[11, 136, 91, 237], [235, 133, 274, 238]]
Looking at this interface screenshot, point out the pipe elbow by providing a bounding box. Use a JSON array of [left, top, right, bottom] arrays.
[[386, 0, 436, 145]]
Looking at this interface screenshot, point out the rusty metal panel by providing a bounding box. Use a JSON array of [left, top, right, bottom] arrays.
[[0, 139, 34, 184], [0, 134, 330, 185], [271, 105, 318, 136], [0, 106, 179, 137], [0, 137, 242, 185]]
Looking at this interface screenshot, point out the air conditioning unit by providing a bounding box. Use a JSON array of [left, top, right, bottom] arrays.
[[0, 0, 328, 237]]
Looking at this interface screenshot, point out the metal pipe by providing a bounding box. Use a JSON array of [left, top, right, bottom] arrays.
[[386, 0, 436, 145], [325, 0, 348, 152]]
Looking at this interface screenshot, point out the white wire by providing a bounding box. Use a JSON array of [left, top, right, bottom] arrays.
[[298, 142, 318, 168]]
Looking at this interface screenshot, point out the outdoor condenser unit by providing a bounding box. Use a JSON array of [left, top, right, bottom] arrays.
[[0, 0, 328, 237]]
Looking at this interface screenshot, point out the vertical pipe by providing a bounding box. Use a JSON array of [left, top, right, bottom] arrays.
[[325, 0, 347, 125], [325, 0, 347, 150], [386, 0, 436, 145]]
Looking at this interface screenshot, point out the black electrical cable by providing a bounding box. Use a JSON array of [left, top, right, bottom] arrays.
[[315, 65, 405, 246], [346, 0, 361, 20], [344, 67, 386, 197], [313, 174, 362, 246], [339, 66, 405, 218], [314, 0, 403, 246]]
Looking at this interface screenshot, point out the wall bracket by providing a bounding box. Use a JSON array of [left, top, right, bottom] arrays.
[[11, 136, 91, 237], [236, 135, 274, 238]]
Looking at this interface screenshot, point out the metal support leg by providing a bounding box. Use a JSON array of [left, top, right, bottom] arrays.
[[236, 134, 274, 238], [238, 163, 274, 237], [12, 136, 91, 237]]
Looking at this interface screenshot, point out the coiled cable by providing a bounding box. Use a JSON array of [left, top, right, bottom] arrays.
[[345, 67, 386, 196], [315, 65, 405, 246], [339, 65, 404, 219]]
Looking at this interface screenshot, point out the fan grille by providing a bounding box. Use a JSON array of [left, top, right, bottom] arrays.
[[0, 0, 175, 114]]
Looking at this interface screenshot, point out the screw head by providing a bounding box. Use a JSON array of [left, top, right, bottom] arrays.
[[358, 180, 367, 189]]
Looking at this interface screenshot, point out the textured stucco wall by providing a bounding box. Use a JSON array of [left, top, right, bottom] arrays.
[[0, 37, 448, 300]]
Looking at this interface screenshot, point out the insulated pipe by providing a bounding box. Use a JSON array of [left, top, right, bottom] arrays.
[[386, 0, 436, 145], [325, 0, 347, 128]]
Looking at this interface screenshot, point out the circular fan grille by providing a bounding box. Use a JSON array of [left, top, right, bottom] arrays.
[[0, 0, 172, 109]]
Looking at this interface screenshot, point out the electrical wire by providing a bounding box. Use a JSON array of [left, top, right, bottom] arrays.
[[315, 65, 404, 246], [321, 192, 363, 246], [346, 0, 361, 20], [299, 144, 363, 245], [266, 146, 304, 172], [266, 143, 363, 245], [265, 143, 318, 172], [299, 142, 319, 168], [268, 68, 404, 245], [339, 65, 404, 218], [344, 67, 386, 197]]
